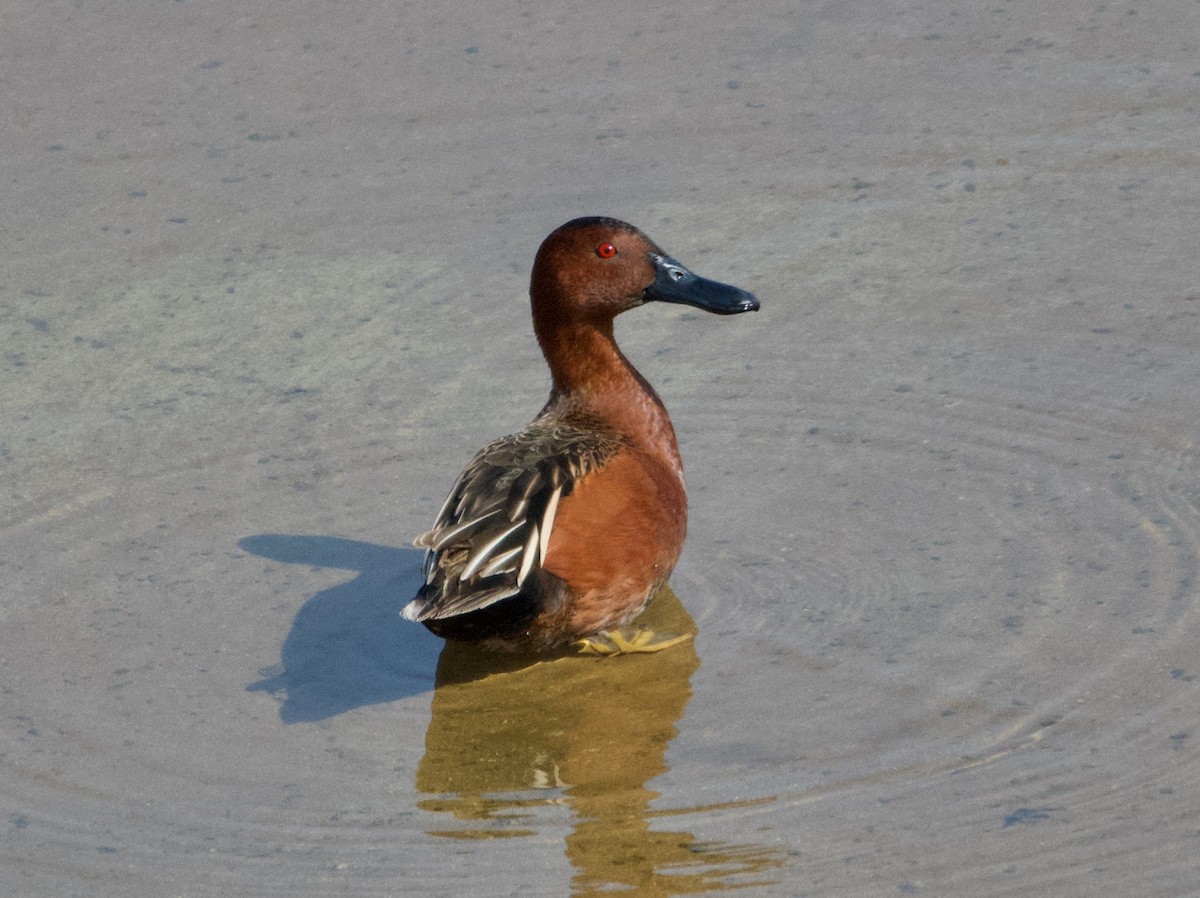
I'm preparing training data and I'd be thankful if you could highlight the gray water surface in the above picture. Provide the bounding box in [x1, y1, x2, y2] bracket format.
[4, 2, 1199, 895]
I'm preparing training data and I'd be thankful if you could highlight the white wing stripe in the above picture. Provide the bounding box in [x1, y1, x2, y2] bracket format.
[516, 523, 540, 587]
[430, 507, 502, 550]
[538, 486, 562, 563]
[458, 519, 524, 582]
[478, 545, 523, 579]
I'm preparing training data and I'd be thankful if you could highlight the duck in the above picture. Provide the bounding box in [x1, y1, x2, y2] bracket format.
[401, 217, 759, 653]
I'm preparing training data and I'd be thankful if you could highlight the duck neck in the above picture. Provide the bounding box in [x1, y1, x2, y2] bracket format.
[536, 316, 682, 474]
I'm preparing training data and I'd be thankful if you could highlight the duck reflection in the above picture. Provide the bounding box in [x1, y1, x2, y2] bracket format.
[415, 586, 784, 894]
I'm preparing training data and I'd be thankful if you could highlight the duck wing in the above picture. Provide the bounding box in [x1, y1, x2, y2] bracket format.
[402, 421, 625, 622]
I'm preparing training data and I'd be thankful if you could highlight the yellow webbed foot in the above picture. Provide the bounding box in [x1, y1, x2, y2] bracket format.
[575, 628, 693, 656]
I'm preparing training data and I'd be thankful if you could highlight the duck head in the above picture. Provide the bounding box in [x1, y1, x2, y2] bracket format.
[530, 217, 760, 327]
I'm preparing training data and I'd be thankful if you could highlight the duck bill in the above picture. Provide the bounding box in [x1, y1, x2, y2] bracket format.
[644, 253, 760, 315]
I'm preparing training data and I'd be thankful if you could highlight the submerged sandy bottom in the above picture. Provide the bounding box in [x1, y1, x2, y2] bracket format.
[3, 2, 1199, 895]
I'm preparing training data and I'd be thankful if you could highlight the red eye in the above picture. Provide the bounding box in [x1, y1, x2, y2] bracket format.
[596, 242, 617, 259]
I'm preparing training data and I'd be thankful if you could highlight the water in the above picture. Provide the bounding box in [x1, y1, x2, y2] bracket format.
[4, 1, 1200, 895]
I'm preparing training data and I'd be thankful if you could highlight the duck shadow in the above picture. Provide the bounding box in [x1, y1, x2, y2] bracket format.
[240, 534, 444, 723]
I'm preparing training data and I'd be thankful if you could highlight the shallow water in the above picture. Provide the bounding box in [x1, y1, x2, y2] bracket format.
[4, 1, 1200, 895]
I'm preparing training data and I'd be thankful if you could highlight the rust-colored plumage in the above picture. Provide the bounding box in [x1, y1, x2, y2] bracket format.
[402, 217, 758, 651]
